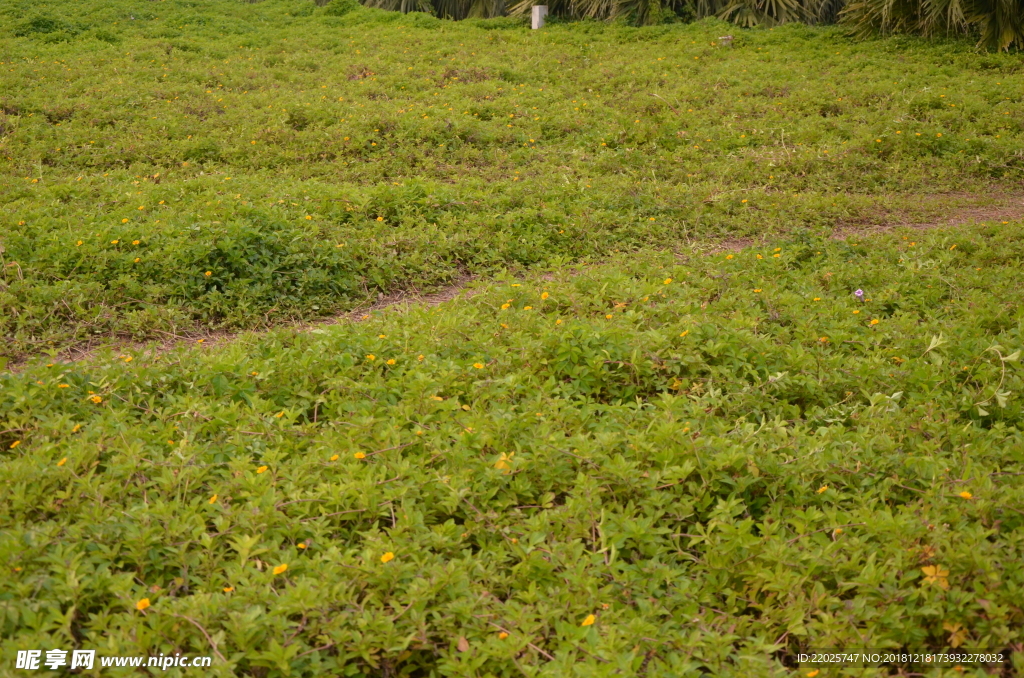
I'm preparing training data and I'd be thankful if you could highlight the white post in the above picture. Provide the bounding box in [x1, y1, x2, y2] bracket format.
[531, 5, 548, 29]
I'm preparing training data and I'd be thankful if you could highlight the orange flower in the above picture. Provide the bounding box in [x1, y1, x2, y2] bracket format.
[136, 598, 151, 611]
[581, 614, 596, 626]
[380, 551, 395, 563]
[272, 563, 288, 575]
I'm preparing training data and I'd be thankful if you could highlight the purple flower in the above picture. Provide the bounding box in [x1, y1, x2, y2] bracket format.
[854, 289, 864, 299]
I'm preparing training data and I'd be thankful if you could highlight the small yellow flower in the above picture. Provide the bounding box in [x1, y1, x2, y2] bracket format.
[819, 337, 829, 343]
[134, 258, 140, 263]
[136, 598, 151, 611]
[663, 278, 672, 284]
[753, 289, 762, 293]
[853, 310, 860, 314]
[806, 671, 820, 678]
[272, 563, 288, 575]
[223, 586, 234, 592]
[523, 306, 533, 310]
[132, 240, 140, 245]
[501, 303, 510, 309]
[366, 354, 376, 361]
[555, 319, 562, 325]
[305, 215, 312, 220]
[813, 297, 821, 301]
[57, 457, 67, 466]
[205, 271, 212, 277]
[122, 218, 129, 223]
[76, 240, 83, 246]
[330, 454, 339, 461]
[208, 494, 218, 504]
[89, 395, 103, 404]
[870, 319, 880, 325]
[274, 411, 284, 418]
[921, 565, 950, 589]
[959, 491, 972, 499]
[473, 362, 485, 369]
[381, 551, 395, 563]
[817, 485, 828, 494]
[256, 465, 268, 474]
[757, 254, 763, 259]
[680, 330, 689, 337]
[494, 452, 514, 472]
[417, 355, 424, 361]
[378, 334, 386, 339]
[726, 254, 734, 259]
[386, 359, 396, 365]
[541, 292, 549, 300]
[354, 452, 366, 459]
[581, 614, 596, 627]
[111, 239, 119, 244]
[9, 440, 20, 449]
[297, 543, 306, 549]
[498, 631, 509, 639]
[376, 216, 384, 221]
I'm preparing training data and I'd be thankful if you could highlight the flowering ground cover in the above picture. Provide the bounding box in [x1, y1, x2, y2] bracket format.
[1, 0, 1022, 360]
[2, 0, 1024, 676]
[3, 222, 1024, 675]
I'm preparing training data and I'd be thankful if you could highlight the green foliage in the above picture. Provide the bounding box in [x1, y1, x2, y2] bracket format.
[2, 1, 1022, 360]
[2, 223, 1024, 675]
[323, 0, 362, 15]
[1, 2, 1023, 673]
[841, 0, 1024, 49]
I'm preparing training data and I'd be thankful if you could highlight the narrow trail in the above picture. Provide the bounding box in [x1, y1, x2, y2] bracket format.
[11, 194, 1024, 371]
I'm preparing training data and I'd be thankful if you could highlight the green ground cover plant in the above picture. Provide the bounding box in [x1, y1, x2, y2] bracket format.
[1, 0, 1023, 361]
[2, 2, 1024, 675]
[2, 222, 1024, 676]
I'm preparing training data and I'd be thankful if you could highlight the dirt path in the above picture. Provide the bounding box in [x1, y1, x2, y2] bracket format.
[11, 193, 1024, 371]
